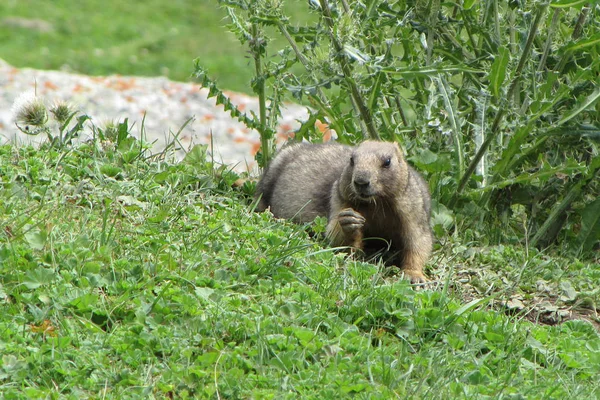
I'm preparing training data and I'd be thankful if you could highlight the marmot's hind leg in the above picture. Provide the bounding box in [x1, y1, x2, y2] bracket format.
[398, 225, 432, 284]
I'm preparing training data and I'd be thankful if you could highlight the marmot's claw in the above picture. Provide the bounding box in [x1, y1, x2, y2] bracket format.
[338, 208, 365, 223]
[402, 270, 429, 285]
[338, 208, 365, 234]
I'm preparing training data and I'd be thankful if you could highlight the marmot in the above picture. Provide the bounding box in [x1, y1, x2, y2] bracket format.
[255, 141, 432, 283]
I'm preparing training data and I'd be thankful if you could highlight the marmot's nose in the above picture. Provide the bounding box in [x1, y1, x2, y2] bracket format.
[353, 176, 370, 191]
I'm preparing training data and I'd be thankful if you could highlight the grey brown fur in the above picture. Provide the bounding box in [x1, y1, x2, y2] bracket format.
[255, 141, 433, 283]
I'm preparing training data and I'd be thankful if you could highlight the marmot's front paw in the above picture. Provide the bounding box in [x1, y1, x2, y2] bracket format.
[338, 208, 365, 235]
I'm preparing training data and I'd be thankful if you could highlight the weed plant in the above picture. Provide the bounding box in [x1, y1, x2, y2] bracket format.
[196, 0, 600, 256]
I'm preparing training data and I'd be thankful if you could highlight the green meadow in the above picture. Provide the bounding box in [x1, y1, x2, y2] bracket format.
[1, 0, 599, 398]
[0, 0, 311, 92]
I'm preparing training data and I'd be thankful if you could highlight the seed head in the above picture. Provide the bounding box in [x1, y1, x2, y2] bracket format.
[12, 92, 48, 127]
[101, 120, 119, 141]
[50, 100, 74, 124]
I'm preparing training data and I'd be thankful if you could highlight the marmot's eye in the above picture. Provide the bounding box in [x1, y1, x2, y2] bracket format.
[383, 158, 391, 168]
[350, 156, 355, 167]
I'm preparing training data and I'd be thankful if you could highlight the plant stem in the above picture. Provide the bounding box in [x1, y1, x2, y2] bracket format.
[538, 8, 560, 73]
[530, 151, 600, 248]
[438, 77, 464, 179]
[461, 10, 480, 59]
[529, 179, 582, 249]
[492, 0, 500, 46]
[251, 23, 270, 166]
[451, 3, 548, 207]
[572, 5, 590, 40]
[277, 22, 333, 111]
[318, 0, 379, 140]
[555, 6, 590, 73]
[340, 0, 350, 13]
[393, 95, 408, 127]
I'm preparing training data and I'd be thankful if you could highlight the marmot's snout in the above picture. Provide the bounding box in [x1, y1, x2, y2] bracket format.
[353, 171, 374, 198]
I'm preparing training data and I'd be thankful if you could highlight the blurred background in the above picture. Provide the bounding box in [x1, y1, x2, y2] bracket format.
[0, 0, 312, 93]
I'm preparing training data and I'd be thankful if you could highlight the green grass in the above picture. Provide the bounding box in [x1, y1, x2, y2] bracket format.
[1, 1, 599, 397]
[1, 127, 598, 398]
[0, 0, 313, 93]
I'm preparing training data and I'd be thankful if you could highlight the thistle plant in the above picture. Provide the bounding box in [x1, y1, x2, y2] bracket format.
[197, 0, 600, 254]
[12, 92, 88, 149]
[12, 92, 49, 136]
[49, 100, 73, 124]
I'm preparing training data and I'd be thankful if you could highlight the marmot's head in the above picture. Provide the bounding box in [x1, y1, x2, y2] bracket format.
[340, 141, 407, 203]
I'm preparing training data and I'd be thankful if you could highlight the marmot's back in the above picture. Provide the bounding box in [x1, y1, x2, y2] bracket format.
[255, 143, 352, 222]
